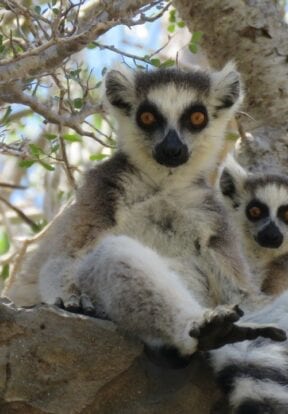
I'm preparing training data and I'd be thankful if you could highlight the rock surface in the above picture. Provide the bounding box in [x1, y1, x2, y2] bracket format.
[0, 299, 220, 414]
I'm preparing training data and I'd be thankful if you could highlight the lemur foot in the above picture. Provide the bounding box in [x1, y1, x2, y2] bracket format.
[54, 294, 100, 317]
[54, 294, 95, 316]
[189, 304, 287, 351]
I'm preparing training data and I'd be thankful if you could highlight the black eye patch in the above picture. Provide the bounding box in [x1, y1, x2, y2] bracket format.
[179, 103, 208, 133]
[277, 205, 288, 224]
[136, 101, 166, 131]
[246, 200, 269, 222]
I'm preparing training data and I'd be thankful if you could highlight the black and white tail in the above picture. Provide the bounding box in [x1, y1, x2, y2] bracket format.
[210, 292, 288, 413]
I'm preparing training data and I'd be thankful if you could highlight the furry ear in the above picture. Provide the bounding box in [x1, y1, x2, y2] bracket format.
[218, 155, 247, 208]
[105, 66, 135, 115]
[212, 62, 243, 110]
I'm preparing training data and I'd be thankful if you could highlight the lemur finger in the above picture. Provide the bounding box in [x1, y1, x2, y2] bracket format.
[64, 294, 81, 312]
[232, 304, 244, 318]
[80, 294, 95, 316]
[251, 326, 287, 342]
[54, 297, 64, 309]
[203, 304, 243, 327]
[219, 325, 287, 346]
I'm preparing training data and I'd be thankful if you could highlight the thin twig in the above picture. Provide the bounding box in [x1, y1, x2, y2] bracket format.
[58, 87, 77, 190]
[0, 182, 27, 189]
[0, 195, 39, 230]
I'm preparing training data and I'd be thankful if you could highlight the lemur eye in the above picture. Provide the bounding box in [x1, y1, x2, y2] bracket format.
[277, 205, 288, 224]
[283, 211, 288, 223]
[248, 206, 262, 219]
[246, 200, 269, 222]
[139, 112, 156, 126]
[190, 111, 206, 127]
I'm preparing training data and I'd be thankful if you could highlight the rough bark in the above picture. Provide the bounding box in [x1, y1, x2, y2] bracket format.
[0, 299, 220, 414]
[174, 0, 288, 173]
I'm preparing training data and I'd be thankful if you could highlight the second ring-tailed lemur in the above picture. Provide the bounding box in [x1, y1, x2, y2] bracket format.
[210, 156, 288, 413]
[2, 64, 287, 412]
[218, 155, 288, 296]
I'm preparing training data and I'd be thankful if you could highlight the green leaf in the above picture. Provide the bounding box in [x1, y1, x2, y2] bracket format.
[89, 153, 107, 161]
[35, 5, 41, 14]
[29, 143, 44, 158]
[50, 144, 60, 153]
[73, 98, 83, 109]
[93, 114, 102, 130]
[19, 160, 35, 169]
[169, 9, 176, 23]
[167, 24, 175, 33]
[52, 7, 59, 14]
[62, 133, 82, 142]
[39, 160, 55, 171]
[69, 69, 81, 78]
[2, 105, 12, 124]
[87, 42, 98, 49]
[0, 35, 3, 46]
[0, 231, 9, 255]
[177, 21, 186, 28]
[160, 59, 175, 68]
[45, 133, 57, 140]
[0, 264, 9, 280]
[191, 31, 203, 44]
[52, 0, 57, 5]
[0, 45, 6, 54]
[150, 58, 161, 67]
[189, 42, 198, 54]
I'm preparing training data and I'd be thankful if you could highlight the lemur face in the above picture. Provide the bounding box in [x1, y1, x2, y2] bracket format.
[134, 76, 210, 168]
[220, 158, 288, 252]
[244, 185, 288, 249]
[104, 64, 243, 170]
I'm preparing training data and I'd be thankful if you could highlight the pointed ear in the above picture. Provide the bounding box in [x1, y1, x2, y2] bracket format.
[212, 62, 243, 110]
[105, 66, 135, 115]
[218, 155, 247, 207]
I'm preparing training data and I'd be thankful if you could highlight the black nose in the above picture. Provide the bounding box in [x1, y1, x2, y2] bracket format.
[256, 222, 283, 249]
[154, 129, 188, 167]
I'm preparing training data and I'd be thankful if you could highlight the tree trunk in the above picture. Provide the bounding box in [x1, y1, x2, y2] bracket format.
[0, 299, 220, 414]
[174, 0, 288, 173]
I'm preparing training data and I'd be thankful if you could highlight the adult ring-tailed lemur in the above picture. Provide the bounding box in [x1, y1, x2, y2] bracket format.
[3, 64, 288, 413]
[219, 154, 288, 296]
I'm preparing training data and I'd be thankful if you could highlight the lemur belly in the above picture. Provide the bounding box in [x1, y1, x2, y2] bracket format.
[108, 189, 214, 306]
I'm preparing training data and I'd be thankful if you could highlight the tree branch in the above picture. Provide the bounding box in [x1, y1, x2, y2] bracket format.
[0, 1, 162, 86]
[1, 85, 112, 147]
[174, 0, 288, 131]
[0, 195, 39, 231]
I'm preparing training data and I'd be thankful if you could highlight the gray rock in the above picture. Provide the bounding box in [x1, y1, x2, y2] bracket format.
[0, 299, 220, 414]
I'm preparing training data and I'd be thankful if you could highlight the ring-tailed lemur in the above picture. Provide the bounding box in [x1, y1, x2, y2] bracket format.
[218, 155, 288, 296]
[2, 64, 287, 412]
[209, 155, 288, 413]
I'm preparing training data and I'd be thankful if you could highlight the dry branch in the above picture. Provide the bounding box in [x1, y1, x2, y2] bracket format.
[0, 1, 161, 85]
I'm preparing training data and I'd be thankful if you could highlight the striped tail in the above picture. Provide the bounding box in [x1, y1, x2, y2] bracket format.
[210, 338, 288, 413]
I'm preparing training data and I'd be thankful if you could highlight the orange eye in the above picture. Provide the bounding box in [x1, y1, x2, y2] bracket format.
[283, 210, 288, 223]
[248, 206, 262, 219]
[140, 111, 156, 126]
[190, 111, 206, 126]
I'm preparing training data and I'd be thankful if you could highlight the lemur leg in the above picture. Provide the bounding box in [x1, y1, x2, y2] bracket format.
[76, 235, 204, 357]
[210, 291, 288, 413]
[39, 235, 285, 360]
